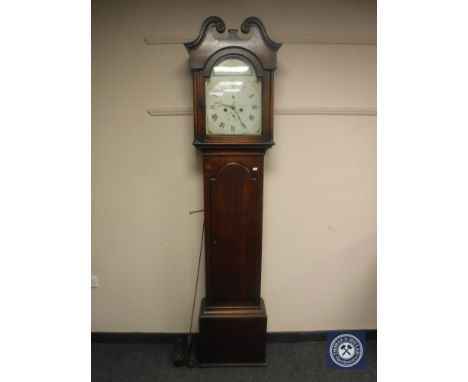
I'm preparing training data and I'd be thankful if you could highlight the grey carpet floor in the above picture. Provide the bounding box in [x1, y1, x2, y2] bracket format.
[92, 340, 376, 382]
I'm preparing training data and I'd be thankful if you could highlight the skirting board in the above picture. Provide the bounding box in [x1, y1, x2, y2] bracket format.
[91, 330, 377, 344]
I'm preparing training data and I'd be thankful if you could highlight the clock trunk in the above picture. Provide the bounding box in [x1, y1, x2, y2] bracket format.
[199, 152, 267, 365]
[204, 154, 264, 306]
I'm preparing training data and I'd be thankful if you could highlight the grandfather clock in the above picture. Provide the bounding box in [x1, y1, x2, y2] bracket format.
[185, 16, 281, 366]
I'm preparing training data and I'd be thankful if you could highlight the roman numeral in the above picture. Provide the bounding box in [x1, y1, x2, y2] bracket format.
[208, 104, 216, 109]
[211, 114, 218, 121]
[251, 105, 258, 109]
[248, 114, 255, 121]
[241, 122, 247, 129]
[231, 125, 235, 132]
[249, 94, 255, 98]
[220, 122, 225, 129]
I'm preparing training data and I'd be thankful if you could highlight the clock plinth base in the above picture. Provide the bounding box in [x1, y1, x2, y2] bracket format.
[198, 298, 267, 366]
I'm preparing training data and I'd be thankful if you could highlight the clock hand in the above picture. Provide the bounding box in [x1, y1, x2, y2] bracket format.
[215, 100, 235, 109]
[229, 110, 239, 122]
[230, 94, 247, 128]
[232, 106, 246, 128]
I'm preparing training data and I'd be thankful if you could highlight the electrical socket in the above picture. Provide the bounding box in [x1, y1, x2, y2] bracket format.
[91, 275, 99, 288]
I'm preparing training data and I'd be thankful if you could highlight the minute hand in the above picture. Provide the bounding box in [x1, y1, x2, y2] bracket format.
[231, 95, 246, 128]
[232, 107, 246, 129]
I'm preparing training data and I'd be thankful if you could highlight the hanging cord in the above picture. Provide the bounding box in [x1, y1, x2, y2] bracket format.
[187, 219, 205, 353]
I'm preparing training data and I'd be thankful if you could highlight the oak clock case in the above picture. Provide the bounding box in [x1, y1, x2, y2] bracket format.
[185, 16, 281, 366]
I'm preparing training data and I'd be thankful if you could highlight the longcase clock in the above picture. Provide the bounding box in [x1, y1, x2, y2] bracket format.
[184, 16, 281, 366]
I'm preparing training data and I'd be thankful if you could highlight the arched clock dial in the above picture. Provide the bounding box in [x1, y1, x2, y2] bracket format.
[205, 58, 261, 135]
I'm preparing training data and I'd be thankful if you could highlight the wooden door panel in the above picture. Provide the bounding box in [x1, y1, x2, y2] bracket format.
[208, 162, 260, 305]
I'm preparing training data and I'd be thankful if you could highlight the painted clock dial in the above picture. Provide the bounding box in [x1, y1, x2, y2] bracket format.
[205, 57, 261, 135]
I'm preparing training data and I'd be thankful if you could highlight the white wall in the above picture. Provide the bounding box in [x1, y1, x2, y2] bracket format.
[92, 0, 376, 332]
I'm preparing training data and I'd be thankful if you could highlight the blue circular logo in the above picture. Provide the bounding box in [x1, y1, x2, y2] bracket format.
[329, 334, 363, 368]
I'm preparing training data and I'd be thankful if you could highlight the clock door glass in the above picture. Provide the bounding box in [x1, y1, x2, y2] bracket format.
[205, 57, 261, 135]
